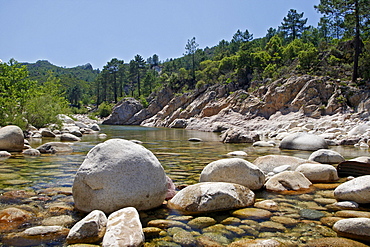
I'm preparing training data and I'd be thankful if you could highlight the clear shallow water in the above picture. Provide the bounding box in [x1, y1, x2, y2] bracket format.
[1, 125, 370, 246]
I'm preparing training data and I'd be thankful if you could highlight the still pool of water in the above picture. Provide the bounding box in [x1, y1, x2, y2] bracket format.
[0, 125, 370, 246]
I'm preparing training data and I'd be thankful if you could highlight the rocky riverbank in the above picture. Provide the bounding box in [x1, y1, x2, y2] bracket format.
[103, 75, 370, 147]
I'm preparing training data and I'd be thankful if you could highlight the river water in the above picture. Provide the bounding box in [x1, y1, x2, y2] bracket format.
[0, 125, 369, 246]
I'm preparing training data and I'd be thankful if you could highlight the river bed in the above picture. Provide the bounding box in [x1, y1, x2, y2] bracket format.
[0, 125, 369, 246]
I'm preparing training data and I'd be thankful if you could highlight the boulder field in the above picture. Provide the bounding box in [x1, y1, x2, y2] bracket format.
[65, 137, 370, 246]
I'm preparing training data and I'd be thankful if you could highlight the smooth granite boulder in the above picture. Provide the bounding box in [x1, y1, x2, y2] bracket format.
[279, 132, 328, 151]
[168, 182, 255, 214]
[0, 125, 24, 151]
[73, 139, 167, 213]
[334, 175, 370, 204]
[200, 158, 265, 190]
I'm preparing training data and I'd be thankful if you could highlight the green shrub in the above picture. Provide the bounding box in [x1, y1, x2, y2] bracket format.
[97, 102, 113, 118]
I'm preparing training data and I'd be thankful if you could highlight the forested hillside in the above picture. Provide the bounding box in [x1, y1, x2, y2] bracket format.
[1, 0, 369, 129]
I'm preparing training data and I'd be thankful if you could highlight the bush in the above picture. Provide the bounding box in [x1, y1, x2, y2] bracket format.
[97, 102, 113, 118]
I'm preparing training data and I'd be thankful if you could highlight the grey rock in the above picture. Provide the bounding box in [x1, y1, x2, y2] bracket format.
[308, 149, 345, 164]
[67, 210, 107, 244]
[61, 133, 81, 141]
[334, 175, 370, 204]
[36, 142, 73, 154]
[0, 125, 24, 151]
[200, 158, 265, 190]
[103, 98, 143, 125]
[280, 132, 328, 151]
[73, 139, 167, 213]
[333, 217, 370, 242]
[168, 182, 255, 214]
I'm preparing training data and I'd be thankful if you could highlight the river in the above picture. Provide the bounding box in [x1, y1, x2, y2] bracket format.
[0, 125, 369, 246]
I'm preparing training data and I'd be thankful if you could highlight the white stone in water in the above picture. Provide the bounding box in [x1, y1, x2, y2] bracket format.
[67, 210, 107, 244]
[227, 151, 248, 156]
[334, 201, 359, 209]
[334, 175, 370, 204]
[272, 165, 291, 174]
[200, 158, 265, 190]
[102, 207, 144, 247]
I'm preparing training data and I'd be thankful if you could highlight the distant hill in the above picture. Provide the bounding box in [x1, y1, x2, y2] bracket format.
[23, 60, 99, 83]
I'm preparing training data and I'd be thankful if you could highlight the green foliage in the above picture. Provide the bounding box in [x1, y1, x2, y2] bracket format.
[97, 102, 113, 118]
[0, 60, 70, 129]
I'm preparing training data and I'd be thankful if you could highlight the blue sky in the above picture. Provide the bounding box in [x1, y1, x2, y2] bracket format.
[0, 0, 321, 69]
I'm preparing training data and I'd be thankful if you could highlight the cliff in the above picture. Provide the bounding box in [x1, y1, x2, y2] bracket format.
[103, 75, 370, 142]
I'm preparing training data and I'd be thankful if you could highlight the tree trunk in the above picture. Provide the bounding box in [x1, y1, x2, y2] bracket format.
[352, 0, 360, 83]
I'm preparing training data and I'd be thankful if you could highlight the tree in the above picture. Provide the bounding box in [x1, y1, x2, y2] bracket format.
[105, 58, 124, 103]
[280, 9, 308, 41]
[230, 29, 253, 53]
[315, 0, 370, 82]
[134, 54, 146, 97]
[184, 37, 199, 82]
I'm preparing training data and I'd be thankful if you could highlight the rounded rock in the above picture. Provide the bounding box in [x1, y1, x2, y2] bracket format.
[168, 182, 255, 214]
[279, 132, 328, 151]
[200, 158, 265, 190]
[308, 149, 345, 164]
[0, 125, 24, 151]
[296, 163, 339, 182]
[334, 175, 370, 204]
[72, 139, 167, 213]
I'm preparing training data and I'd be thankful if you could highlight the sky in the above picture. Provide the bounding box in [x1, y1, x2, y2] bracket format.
[0, 0, 321, 70]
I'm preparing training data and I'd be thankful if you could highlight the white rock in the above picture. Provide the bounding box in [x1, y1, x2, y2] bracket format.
[227, 151, 248, 156]
[168, 182, 255, 213]
[333, 218, 370, 241]
[67, 210, 107, 244]
[308, 149, 345, 164]
[265, 171, 312, 192]
[60, 133, 81, 142]
[252, 141, 274, 147]
[73, 139, 167, 213]
[279, 132, 328, 151]
[0, 151, 11, 157]
[333, 201, 359, 209]
[102, 207, 144, 247]
[253, 155, 316, 174]
[200, 158, 265, 190]
[272, 165, 291, 174]
[296, 163, 339, 182]
[334, 175, 370, 204]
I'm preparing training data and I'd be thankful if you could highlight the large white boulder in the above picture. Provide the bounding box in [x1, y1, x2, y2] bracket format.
[102, 207, 144, 247]
[296, 163, 339, 182]
[0, 125, 24, 151]
[279, 132, 328, 151]
[334, 175, 370, 204]
[168, 182, 255, 214]
[200, 158, 265, 190]
[308, 149, 345, 164]
[72, 139, 167, 214]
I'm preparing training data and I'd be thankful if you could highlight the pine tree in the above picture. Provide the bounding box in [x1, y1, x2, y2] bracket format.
[280, 9, 308, 41]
